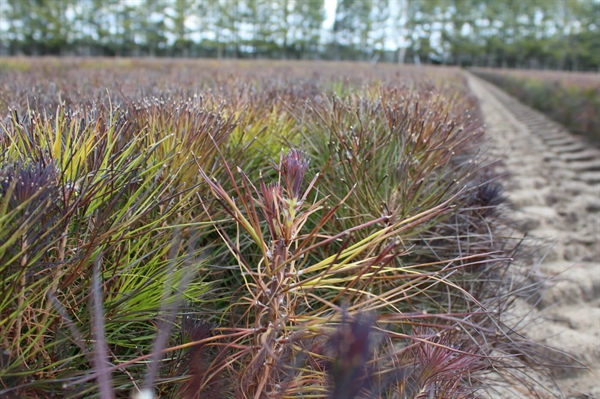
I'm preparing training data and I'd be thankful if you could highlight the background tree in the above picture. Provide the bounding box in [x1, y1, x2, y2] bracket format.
[0, 0, 597, 71]
[287, 0, 326, 59]
[332, 0, 374, 60]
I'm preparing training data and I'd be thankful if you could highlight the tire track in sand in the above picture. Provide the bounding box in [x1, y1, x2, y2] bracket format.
[467, 73, 599, 399]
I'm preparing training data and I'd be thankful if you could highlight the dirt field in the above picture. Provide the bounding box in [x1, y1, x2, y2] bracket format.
[467, 73, 600, 398]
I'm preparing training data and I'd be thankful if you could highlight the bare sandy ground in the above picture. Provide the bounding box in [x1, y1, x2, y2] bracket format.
[467, 74, 600, 398]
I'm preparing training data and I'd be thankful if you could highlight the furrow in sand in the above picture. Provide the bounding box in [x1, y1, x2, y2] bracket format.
[466, 72, 600, 399]
[560, 150, 600, 162]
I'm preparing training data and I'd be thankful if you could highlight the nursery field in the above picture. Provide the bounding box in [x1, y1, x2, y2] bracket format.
[0, 58, 584, 398]
[470, 67, 600, 145]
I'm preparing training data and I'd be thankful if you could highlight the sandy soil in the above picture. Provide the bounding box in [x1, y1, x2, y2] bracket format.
[467, 73, 600, 398]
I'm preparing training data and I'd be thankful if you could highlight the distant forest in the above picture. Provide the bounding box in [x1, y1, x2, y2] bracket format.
[1, 0, 598, 70]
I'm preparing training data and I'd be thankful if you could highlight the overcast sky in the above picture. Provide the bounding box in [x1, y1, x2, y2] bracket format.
[324, 0, 337, 29]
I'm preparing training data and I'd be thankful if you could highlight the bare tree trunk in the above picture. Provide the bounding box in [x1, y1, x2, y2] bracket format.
[396, 0, 409, 64]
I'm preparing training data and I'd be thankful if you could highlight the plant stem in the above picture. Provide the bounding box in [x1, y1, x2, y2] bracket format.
[15, 235, 29, 356]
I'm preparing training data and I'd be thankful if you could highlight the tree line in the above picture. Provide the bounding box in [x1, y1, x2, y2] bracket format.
[1, 0, 598, 70]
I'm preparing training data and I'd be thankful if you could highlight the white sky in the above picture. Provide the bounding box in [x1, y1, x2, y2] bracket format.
[324, 0, 337, 29]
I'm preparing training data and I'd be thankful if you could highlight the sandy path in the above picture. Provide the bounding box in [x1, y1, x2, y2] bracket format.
[466, 73, 600, 398]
